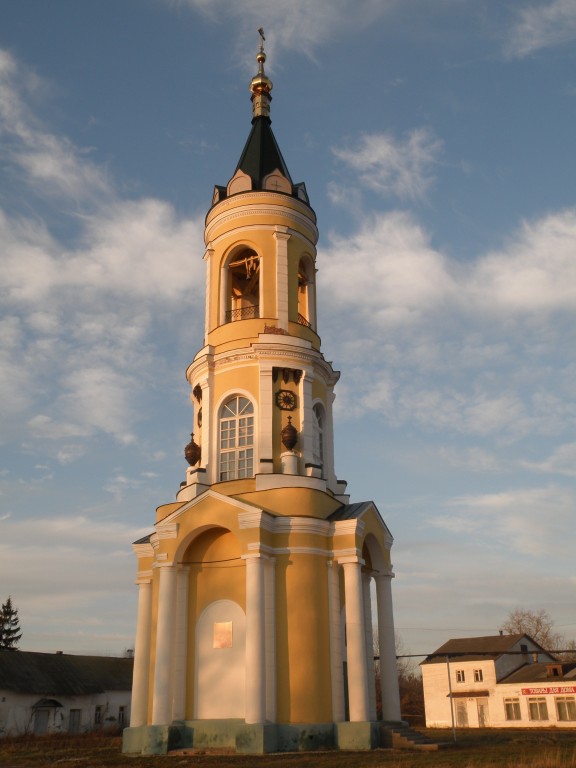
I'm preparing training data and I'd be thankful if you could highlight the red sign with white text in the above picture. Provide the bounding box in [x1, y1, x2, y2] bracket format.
[521, 686, 576, 695]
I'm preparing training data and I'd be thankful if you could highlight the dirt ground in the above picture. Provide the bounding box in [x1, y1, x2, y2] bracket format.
[1, 729, 576, 768]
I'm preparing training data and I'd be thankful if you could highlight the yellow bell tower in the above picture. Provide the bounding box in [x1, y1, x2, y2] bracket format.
[123, 31, 402, 755]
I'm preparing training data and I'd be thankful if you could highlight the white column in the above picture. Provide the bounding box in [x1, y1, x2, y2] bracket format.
[274, 229, 290, 330]
[265, 557, 277, 723]
[151, 564, 177, 725]
[245, 554, 266, 724]
[375, 572, 402, 721]
[324, 389, 337, 490]
[130, 579, 153, 727]
[172, 566, 190, 721]
[327, 561, 345, 722]
[341, 558, 370, 721]
[363, 574, 377, 721]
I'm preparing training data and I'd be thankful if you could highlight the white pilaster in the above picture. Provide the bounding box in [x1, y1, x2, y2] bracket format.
[204, 247, 213, 337]
[265, 557, 277, 723]
[375, 572, 402, 721]
[259, 365, 274, 474]
[172, 566, 190, 721]
[324, 389, 337, 491]
[363, 574, 377, 721]
[274, 229, 290, 330]
[300, 371, 314, 473]
[244, 554, 266, 724]
[341, 558, 370, 722]
[151, 564, 177, 725]
[129, 579, 153, 727]
[327, 561, 345, 721]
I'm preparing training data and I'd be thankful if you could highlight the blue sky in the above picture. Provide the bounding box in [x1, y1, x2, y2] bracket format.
[1, 0, 575, 657]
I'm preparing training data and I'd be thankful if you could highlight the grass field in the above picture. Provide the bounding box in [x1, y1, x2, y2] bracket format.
[1, 729, 576, 768]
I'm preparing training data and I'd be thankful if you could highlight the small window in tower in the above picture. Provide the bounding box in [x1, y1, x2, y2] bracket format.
[474, 669, 483, 683]
[226, 250, 260, 322]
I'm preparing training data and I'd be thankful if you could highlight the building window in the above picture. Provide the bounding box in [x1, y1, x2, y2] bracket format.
[456, 669, 465, 683]
[219, 396, 254, 481]
[94, 705, 103, 726]
[528, 697, 549, 721]
[226, 250, 260, 322]
[312, 403, 324, 468]
[556, 697, 576, 721]
[118, 706, 126, 727]
[504, 698, 521, 721]
[473, 669, 483, 683]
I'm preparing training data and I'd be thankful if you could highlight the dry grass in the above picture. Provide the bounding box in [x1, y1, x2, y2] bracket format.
[0, 730, 575, 768]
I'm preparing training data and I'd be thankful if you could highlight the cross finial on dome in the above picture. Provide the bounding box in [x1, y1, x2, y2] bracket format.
[250, 28, 273, 120]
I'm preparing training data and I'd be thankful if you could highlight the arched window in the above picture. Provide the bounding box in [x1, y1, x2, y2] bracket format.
[312, 403, 324, 468]
[297, 256, 314, 328]
[219, 396, 254, 480]
[226, 249, 260, 322]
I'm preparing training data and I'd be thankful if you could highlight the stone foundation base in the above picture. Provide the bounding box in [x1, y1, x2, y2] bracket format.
[123, 720, 405, 755]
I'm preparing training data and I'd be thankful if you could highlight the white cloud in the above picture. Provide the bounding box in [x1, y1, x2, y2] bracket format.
[320, 208, 576, 438]
[0, 50, 109, 201]
[332, 129, 443, 201]
[507, 0, 576, 57]
[432, 485, 576, 557]
[523, 443, 576, 477]
[177, 0, 402, 64]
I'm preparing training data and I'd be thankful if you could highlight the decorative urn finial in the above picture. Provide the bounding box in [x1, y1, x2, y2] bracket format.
[184, 433, 201, 466]
[281, 416, 298, 451]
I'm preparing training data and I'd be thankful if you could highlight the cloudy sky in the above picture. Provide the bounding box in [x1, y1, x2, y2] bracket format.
[1, 0, 575, 658]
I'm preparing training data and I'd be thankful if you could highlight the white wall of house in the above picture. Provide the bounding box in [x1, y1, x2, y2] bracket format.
[0, 690, 131, 737]
[422, 638, 575, 729]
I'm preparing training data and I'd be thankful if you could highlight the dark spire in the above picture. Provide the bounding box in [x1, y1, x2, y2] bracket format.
[235, 29, 293, 189]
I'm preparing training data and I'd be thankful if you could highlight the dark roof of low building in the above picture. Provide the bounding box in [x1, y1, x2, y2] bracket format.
[421, 634, 547, 665]
[0, 650, 133, 695]
[501, 662, 576, 685]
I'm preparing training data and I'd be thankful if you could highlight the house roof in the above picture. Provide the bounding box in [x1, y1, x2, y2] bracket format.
[500, 662, 576, 685]
[421, 634, 549, 665]
[0, 650, 133, 695]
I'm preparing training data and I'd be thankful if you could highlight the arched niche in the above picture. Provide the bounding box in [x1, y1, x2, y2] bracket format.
[297, 254, 316, 329]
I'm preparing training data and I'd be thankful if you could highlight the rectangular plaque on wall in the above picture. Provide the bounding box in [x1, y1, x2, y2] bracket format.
[213, 621, 233, 649]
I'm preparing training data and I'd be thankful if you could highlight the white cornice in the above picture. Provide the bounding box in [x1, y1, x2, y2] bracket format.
[155, 522, 179, 539]
[273, 517, 332, 536]
[238, 509, 276, 532]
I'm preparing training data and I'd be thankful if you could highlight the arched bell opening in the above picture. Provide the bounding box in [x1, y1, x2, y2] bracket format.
[297, 254, 316, 329]
[223, 247, 261, 323]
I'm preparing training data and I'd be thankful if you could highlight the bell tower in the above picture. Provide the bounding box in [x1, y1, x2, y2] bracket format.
[123, 31, 402, 756]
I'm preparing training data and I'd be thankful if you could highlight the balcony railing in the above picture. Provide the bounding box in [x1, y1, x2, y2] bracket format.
[225, 305, 260, 323]
[297, 313, 312, 328]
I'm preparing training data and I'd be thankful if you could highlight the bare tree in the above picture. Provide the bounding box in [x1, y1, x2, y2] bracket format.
[500, 607, 564, 653]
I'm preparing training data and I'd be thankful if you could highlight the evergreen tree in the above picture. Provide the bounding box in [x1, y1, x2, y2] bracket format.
[0, 596, 22, 650]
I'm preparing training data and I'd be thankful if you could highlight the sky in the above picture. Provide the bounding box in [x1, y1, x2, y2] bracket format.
[1, 0, 575, 659]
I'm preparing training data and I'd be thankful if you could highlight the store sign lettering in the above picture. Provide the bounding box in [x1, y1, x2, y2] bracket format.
[521, 686, 576, 695]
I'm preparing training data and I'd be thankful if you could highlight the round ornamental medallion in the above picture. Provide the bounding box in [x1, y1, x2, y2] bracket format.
[275, 389, 297, 411]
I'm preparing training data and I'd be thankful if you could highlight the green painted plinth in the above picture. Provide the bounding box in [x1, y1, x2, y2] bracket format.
[123, 720, 390, 754]
[335, 721, 383, 750]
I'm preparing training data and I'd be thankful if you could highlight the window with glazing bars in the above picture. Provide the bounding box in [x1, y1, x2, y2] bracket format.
[219, 396, 254, 480]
